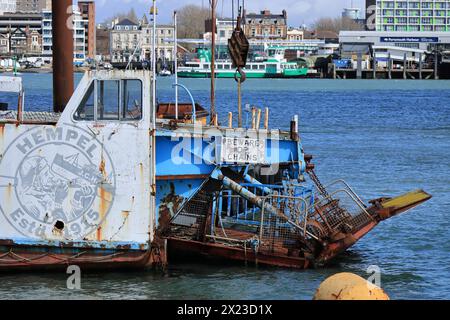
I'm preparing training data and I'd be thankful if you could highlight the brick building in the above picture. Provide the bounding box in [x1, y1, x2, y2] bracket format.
[78, 0, 95, 59]
[243, 9, 288, 40]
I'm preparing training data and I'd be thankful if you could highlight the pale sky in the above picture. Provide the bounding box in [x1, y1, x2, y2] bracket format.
[93, 0, 366, 27]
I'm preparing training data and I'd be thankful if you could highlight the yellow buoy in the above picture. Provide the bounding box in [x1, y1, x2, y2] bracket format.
[313, 272, 390, 300]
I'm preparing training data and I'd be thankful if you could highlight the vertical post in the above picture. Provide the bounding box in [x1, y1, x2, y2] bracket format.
[373, 51, 376, 79]
[356, 51, 362, 79]
[251, 107, 256, 130]
[52, 0, 74, 113]
[228, 112, 233, 128]
[403, 53, 407, 80]
[264, 107, 269, 130]
[290, 115, 299, 141]
[210, 0, 216, 123]
[174, 10, 178, 120]
[237, 78, 242, 127]
[152, 0, 157, 124]
[388, 52, 392, 79]
[435, 49, 439, 80]
[256, 108, 262, 130]
[419, 53, 423, 80]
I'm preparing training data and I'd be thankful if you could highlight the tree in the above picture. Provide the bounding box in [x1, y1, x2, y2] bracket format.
[103, 8, 139, 25]
[177, 5, 211, 39]
[312, 17, 365, 33]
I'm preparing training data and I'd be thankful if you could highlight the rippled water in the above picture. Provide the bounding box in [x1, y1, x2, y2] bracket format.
[0, 74, 449, 300]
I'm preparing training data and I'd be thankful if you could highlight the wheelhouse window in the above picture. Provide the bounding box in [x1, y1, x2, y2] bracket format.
[97, 80, 120, 120]
[74, 79, 143, 121]
[74, 81, 95, 120]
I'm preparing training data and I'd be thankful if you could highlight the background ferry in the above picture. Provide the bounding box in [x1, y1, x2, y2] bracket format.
[178, 47, 316, 78]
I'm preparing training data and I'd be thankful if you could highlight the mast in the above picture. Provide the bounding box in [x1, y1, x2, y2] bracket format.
[174, 11, 178, 120]
[210, 0, 216, 123]
[52, 0, 74, 113]
[151, 0, 157, 124]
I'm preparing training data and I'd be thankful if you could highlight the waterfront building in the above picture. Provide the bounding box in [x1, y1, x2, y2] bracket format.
[96, 25, 111, 61]
[343, 7, 362, 20]
[78, 0, 95, 59]
[110, 18, 141, 63]
[0, 33, 9, 54]
[16, 0, 50, 13]
[340, 30, 450, 50]
[110, 16, 175, 64]
[73, 9, 87, 64]
[366, 0, 450, 32]
[287, 28, 304, 41]
[39, 7, 92, 63]
[304, 30, 339, 43]
[141, 22, 175, 62]
[41, 9, 51, 55]
[0, 0, 16, 15]
[205, 17, 234, 43]
[0, 12, 42, 34]
[243, 9, 288, 40]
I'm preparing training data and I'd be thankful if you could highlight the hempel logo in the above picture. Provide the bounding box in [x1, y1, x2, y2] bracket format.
[0, 125, 116, 240]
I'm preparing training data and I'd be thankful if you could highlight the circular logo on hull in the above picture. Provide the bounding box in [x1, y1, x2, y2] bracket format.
[0, 125, 116, 240]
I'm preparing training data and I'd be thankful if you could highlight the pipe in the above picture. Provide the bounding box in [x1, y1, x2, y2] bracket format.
[172, 83, 196, 123]
[243, 174, 272, 195]
[218, 174, 278, 217]
[52, 0, 74, 113]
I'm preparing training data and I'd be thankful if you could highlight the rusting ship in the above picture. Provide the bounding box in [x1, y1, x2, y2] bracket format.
[0, 1, 431, 271]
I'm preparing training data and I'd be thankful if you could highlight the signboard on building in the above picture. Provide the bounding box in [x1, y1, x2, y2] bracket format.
[380, 37, 439, 43]
[218, 137, 266, 164]
[366, 0, 376, 31]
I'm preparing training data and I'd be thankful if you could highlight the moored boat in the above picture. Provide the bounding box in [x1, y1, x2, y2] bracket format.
[0, 1, 432, 272]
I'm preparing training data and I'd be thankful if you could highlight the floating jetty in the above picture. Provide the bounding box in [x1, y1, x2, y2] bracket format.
[0, 1, 432, 271]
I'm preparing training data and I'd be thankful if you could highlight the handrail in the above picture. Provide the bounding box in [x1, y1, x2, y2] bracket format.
[172, 83, 196, 123]
[316, 179, 367, 208]
[308, 188, 374, 222]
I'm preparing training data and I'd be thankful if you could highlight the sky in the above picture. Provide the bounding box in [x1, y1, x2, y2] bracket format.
[93, 0, 366, 27]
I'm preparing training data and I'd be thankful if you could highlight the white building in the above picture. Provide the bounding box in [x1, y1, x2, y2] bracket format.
[110, 17, 175, 63]
[342, 8, 361, 20]
[287, 28, 304, 41]
[110, 18, 141, 63]
[41, 9, 52, 55]
[141, 23, 174, 62]
[40, 7, 88, 64]
[0, 0, 16, 15]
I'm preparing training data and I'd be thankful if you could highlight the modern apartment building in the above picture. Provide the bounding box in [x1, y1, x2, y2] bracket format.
[368, 0, 450, 31]
[0, 0, 16, 15]
[40, 7, 89, 63]
[41, 9, 52, 55]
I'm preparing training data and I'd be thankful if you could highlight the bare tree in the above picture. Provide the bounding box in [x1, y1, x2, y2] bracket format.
[103, 8, 140, 25]
[177, 5, 211, 39]
[312, 17, 365, 33]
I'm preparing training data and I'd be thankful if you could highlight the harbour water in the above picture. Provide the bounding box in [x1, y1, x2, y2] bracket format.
[1, 74, 449, 300]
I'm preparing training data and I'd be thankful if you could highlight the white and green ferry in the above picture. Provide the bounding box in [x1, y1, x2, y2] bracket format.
[178, 48, 315, 79]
